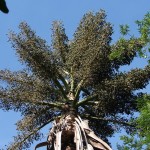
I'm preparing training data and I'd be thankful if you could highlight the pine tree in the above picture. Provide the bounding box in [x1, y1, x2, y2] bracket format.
[0, 10, 150, 150]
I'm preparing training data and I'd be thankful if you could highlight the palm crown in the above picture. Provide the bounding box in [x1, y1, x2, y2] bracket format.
[0, 10, 150, 149]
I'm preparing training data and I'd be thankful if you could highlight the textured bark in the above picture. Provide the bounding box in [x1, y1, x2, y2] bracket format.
[35, 114, 112, 150]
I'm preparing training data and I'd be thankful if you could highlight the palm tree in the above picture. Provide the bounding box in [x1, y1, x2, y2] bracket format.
[0, 10, 150, 150]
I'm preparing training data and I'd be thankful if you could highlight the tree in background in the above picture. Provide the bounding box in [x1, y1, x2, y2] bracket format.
[0, 10, 150, 150]
[117, 12, 150, 150]
[0, 0, 9, 13]
[117, 95, 150, 150]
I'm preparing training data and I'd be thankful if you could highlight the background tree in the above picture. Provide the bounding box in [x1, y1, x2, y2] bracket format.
[0, 10, 150, 149]
[117, 95, 150, 150]
[117, 12, 150, 150]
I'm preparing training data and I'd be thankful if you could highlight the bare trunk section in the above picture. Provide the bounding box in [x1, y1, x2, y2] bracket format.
[35, 113, 112, 150]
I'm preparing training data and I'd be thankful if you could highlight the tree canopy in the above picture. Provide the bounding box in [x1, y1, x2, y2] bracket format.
[0, 10, 150, 149]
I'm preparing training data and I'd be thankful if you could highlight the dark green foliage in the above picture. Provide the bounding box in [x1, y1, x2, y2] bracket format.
[120, 24, 130, 36]
[117, 135, 145, 150]
[0, 0, 9, 13]
[136, 13, 150, 43]
[117, 95, 150, 150]
[136, 12, 150, 60]
[110, 38, 144, 69]
[0, 10, 150, 149]
[137, 96, 150, 146]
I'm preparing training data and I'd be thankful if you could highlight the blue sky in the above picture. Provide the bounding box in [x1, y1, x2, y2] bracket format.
[0, 0, 150, 149]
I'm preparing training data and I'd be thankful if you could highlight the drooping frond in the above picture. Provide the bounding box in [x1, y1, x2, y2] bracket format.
[9, 22, 58, 81]
[92, 66, 150, 115]
[0, 69, 63, 112]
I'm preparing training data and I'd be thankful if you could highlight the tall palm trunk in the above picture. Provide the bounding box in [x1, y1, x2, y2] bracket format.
[35, 110, 112, 150]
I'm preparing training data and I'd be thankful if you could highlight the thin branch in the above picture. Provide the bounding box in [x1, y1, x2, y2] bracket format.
[58, 73, 69, 92]
[70, 67, 74, 92]
[75, 94, 98, 107]
[34, 101, 64, 109]
[75, 80, 84, 99]
[12, 118, 53, 149]
[81, 87, 90, 95]
[0, 89, 64, 110]
[86, 101, 99, 105]
[73, 79, 84, 106]
[62, 69, 70, 75]
[83, 114, 135, 127]
[53, 78, 68, 100]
